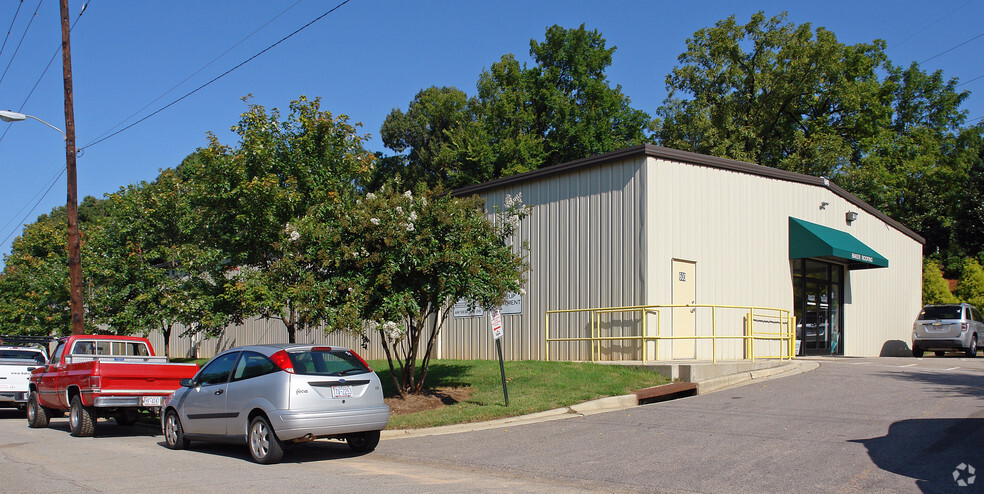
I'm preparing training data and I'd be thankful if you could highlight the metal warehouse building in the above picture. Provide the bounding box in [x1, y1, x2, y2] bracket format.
[151, 145, 923, 361]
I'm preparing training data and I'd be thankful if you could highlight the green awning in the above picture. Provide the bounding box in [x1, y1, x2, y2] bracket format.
[789, 217, 888, 269]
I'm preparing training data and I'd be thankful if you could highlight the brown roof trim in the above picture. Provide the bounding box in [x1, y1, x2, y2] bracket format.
[452, 144, 925, 244]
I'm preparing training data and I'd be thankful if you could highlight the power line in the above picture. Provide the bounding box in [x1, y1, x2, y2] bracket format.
[0, 0, 27, 60]
[87, 0, 304, 145]
[0, 167, 64, 249]
[0, 0, 42, 89]
[919, 31, 984, 64]
[957, 73, 984, 87]
[889, 0, 975, 49]
[81, 0, 353, 151]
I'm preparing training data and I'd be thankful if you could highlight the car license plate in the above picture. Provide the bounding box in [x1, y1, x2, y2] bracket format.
[141, 396, 162, 407]
[331, 386, 353, 398]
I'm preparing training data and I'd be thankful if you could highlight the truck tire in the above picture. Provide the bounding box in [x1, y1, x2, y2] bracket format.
[248, 415, 284, 464]
[26, 391, 49, 428]
[163, 410, 190, 450]
[69, 395, 95, 437]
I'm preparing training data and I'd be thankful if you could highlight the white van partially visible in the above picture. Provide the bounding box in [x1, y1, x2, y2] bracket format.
[0, 346, 47, 410]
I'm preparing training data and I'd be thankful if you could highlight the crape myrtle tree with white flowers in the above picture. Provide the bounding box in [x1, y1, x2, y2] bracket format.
[306, 184, 530, 396]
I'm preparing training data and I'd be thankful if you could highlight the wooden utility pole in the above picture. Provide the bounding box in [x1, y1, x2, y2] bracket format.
[60, 0, 83, 335]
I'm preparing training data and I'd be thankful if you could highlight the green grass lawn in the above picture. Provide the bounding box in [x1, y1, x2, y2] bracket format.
[172, 357, 670, 430]
[369, 359, 670, 429]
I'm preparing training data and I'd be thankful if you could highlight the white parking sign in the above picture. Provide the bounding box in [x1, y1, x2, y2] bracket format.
[491, 310, 503, 340]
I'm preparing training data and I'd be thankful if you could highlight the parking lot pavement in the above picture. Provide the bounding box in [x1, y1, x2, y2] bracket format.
[1, 356, 981, 493]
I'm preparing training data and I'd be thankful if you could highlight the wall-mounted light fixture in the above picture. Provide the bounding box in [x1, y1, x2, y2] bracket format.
[846, 211, 858, 223]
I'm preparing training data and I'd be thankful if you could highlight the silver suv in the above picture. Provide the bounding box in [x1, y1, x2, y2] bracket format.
[912, 303, 982, 358]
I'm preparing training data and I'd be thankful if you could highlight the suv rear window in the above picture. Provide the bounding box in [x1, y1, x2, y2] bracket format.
[919, 306, 963, 320]
[287, 349, 369, 376]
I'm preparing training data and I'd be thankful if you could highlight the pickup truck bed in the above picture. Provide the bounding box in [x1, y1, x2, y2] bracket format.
[28, 335, 198, 436]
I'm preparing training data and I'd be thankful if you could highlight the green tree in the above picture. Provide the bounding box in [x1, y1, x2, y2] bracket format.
[0, 199, 104, 336]
[306, 184, 529, 396]
[656, 11, 890, 177]
[380, 25, 651, 189]
[955, 258, 984, 309]
[922, 258, 957, 305]
[180, 96, 375, 343]
[655, 12, 972, 257]
[87, 168, 233, 357]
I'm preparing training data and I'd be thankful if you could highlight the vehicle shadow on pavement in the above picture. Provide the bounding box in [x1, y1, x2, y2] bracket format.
[880, 370, 984, 400]
[154, 439, 372, 464]
[851, 417, 984, 493]
[39, 418, 161, 438]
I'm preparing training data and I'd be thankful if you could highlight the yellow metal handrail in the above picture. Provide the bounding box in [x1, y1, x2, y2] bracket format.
[545, 304, 795, 363]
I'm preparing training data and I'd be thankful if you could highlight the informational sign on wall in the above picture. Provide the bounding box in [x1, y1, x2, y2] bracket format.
[453, 299, 484, 318]
[499, 292, 523, 315]
[454, 292, 523, 317]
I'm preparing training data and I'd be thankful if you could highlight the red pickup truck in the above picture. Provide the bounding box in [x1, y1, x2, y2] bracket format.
[27, 334, 198, 437]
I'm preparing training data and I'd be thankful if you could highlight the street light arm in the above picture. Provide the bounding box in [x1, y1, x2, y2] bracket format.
[0, 110, 66, 139]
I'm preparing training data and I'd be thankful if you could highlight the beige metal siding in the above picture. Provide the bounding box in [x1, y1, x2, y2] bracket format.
[645, 157, 922, 358]
[442, 156, 648, 361]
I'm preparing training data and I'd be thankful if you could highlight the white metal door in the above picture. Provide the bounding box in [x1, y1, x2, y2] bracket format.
[672, 260, 697, 359]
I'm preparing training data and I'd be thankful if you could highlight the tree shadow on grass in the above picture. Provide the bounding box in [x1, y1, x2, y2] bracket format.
[374, 362, 471, 397]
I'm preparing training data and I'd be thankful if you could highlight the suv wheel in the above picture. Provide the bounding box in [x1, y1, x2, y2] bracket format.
[912, 347, 924, 358]
[966, 335, 978, 358]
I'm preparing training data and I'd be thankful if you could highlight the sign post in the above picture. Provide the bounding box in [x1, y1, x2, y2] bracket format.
[491, 310, 509, 406]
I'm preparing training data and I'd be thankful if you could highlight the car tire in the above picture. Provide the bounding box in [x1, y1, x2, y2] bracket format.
[912, 347, 924, 358]
[163, 409, 190, 450]
[934, 351, 946, 357]
[69, 395, 95, 437]
[248, 416, 284, 464]
[966, 335, 978, 358]
[346, 430, 381, 453]
[26, 391, 49, 428]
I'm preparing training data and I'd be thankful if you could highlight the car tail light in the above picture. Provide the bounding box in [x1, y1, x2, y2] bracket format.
[962, 322, 968, 331]
[270, 350, 294, 374]
[311, 346, 332, 352]
[348, 349, 372, 371]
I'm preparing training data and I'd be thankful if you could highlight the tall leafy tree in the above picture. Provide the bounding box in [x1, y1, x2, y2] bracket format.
[922, 259, 957, 305]
[304, 184, 530, 396]
[379, 24, 651, 190]
[180, 96, 375, 343]
[87, 168, 233, 357]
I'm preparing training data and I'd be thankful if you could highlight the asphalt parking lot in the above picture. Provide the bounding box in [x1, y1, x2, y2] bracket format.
[0, 356, 981, 493]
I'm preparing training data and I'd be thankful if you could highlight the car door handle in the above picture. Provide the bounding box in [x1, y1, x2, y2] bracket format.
[214, 389, 224, 396]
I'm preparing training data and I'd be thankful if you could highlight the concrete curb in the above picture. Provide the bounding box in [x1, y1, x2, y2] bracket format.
[695, 360, 820, 394]
[381, 360, 819, 440]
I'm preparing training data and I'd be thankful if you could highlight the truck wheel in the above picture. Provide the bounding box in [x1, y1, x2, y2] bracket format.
[69, 395, 95, 437]
[966, 336, 978, 358]
[346, 430, 380, 453]
[26, 391, 49, 428]
[163, 410, 190, 450]
[248, 416, 284, 464]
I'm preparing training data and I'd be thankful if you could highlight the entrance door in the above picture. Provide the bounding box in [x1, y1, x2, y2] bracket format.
[672, 260, 697, 359]
[793, 260, 843, 356]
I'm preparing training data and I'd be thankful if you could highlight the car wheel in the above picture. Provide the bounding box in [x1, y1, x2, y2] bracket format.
[966, 335, 978, 358]
[163, 409, 190, 450]
[26, 391, 49, 428]
[912, 347, 924, 358]
[934, 351, 946, 357]
[346, 430, 380, 453]
[248, 416, 284, 464]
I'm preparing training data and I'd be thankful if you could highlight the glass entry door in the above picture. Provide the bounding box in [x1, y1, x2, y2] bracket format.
[793, 260, 843, 356]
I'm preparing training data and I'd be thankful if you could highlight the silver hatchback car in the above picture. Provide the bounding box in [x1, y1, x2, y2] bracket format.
[162, 344, 389, 464]
[911, 303, 982, 358]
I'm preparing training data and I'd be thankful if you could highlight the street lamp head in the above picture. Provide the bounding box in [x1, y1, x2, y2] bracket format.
[0, 110, 27, 122]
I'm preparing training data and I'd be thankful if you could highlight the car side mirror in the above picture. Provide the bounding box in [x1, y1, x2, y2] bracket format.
[180, 378, 194, 387]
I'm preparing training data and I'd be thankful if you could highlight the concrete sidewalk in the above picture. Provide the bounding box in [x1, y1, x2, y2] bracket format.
[381, 359, 818, 439]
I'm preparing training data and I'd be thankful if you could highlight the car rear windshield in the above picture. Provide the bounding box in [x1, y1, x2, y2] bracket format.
[919, 306, 963, 320]
[0, 349, 45, 364]
[287, 349, 369, 376]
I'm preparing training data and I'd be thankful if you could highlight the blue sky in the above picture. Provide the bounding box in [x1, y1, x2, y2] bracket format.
[0, 0, 982, 266]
